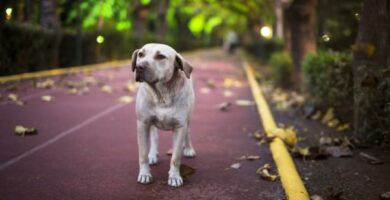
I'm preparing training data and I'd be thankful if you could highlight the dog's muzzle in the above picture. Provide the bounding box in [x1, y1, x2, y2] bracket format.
[135, 65, 146, 82]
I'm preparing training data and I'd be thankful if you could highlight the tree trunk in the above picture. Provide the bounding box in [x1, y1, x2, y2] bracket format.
[131, 0, 148, 45]
[285, 0, 317, 85]
[39, 0, 61, 68]
[353, 0, 389, 143]
[39, 0, 60, 29]
[156, 0, 169, 42]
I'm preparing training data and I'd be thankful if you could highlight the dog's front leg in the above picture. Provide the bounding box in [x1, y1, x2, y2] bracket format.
[137, 120, 153, 184]
[168, 126, 186, 187]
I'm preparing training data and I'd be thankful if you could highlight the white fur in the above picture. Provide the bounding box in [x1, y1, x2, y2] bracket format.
[133, 43, 196, 187]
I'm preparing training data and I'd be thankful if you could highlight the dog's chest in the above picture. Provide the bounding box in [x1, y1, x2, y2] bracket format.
[151, 107, 181, 130]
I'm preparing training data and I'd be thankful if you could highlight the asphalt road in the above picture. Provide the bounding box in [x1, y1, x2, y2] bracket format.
[0, 50, 284, 200]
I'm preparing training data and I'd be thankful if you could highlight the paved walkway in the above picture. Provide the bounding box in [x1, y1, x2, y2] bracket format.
[0, 49, 284, 200]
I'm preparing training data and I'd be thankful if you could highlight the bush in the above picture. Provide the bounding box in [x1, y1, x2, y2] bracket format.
[245, 38, 284, 63]
[0, 23, 62, 75]
[268, 51, 294, 87]
[302, 50, 353, 117]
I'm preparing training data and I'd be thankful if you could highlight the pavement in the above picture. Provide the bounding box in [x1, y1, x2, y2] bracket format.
[0, 49, 285, 200]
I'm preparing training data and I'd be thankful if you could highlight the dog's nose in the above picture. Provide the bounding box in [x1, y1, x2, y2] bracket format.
[136, 62, 148, 70]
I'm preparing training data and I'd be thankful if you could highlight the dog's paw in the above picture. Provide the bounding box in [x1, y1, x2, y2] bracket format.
[168, 174, 183, 187]
[183, 147, 196, 157]
[148, 153, 159, 165]
[137, 172, 153, 184]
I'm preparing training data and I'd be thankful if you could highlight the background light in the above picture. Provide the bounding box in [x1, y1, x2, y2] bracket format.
[96, 35, 104, 44]
[322, 34, 330, 42]
[260, 26, 272, 39]
[5, 7, 12, 20]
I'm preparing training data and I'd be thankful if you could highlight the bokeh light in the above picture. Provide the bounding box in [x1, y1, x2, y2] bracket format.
[96, 35, 105, 44]
[260, 26, 272, 39]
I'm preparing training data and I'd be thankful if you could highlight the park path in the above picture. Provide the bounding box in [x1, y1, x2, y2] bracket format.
[0, 49, 284, 200]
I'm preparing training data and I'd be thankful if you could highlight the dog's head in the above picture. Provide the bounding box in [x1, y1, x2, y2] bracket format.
[131, 43, 193, 83]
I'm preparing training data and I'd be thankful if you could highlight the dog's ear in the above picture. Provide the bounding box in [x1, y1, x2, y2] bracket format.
[175, 54, 193, 79]
[131, 49, 139, 72]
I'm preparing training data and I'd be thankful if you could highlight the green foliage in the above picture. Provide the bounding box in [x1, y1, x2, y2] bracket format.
[268, 51, 293, 87]
[302, 51, 353, 107]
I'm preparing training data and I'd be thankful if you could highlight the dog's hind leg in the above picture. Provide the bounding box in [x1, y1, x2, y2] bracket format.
[183, 128, 196, 157]
[148, 126, 159, 165]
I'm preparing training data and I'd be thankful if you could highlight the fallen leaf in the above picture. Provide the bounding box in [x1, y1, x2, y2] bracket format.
[14, 125, 38, 136]
[6, 85, 18, 92]
[35, 79, 55, 89]
[381, 191, 390, 200]
[235, 155, 261, 161]
[321, 107, 335, 124]
[180, 164, 196, 181]
[336, 123, 350, 132]
[311, 110, 322, 120]
[293, 146, 328, 160]
[118, 96, 134, 104]
[310, 194, 324, 200]
[200, 87, 210, 94]
[41, 95, 54, 102]
[219, 102, 231, 111]
[235, 99, 255, 106]
[319, 136, 333, 146]
[223, 90, 233, 97]
[324, 146, 353, 157]
[206, 79, 216, 88]
[256, 163, 278, 181]
[82, 76, 97, 86]
[8, 93, 24, 106]
[359, 152, 384, 165]
[327, 118, 340, 128]
[101, 85, 113, 93]
[270, 127, 297, 146]
[247, 155, 261, 161]
[230, 163, 241, 169]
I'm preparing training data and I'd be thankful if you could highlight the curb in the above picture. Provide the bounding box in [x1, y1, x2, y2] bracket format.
[243, 60, 310, 200]
[0, 60, 131, 84]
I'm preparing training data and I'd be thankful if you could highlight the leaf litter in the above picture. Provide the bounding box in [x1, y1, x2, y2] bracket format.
[180, 164, 196, 181]
[8, 93, 24, 106]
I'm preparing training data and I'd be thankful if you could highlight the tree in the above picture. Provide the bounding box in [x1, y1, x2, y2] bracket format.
[39, 0, 60, 29]
[285, 0, 317, 85]
[353, 0, 389, 143]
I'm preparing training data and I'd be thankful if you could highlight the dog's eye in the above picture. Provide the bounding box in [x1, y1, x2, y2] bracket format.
[138, 52, 144, 57]
[155, 54, 166, 60]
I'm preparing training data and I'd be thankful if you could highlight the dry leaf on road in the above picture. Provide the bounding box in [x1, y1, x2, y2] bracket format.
[180, 164, 196, 180]
[235, 99, 255, 106]
[230, 163, 241, 169]
[219, 102, 231, 111]
[256, 163, 278, 181]
[41, 95, 54, 102]
[359, 152, 384, 165]
[14, 125, 38, 136]
[8, 93, 24, 106]
[35, 79, 55, 89]
[101, 85, 113, 93]
[118, 96, 134, 104]
[223, 90, 233, 97]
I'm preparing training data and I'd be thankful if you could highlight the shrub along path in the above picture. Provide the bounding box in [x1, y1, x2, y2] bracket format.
[0, 49, 285, 200]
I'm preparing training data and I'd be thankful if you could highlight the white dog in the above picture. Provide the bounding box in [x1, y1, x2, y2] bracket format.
[131, 43, 196, 187]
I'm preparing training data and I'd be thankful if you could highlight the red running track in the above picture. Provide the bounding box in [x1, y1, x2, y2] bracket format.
[0, 49, 284, 200]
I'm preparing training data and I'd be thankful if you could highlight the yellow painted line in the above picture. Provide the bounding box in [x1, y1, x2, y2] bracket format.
[243, 60, 309, 200]
[0, 60, 131, 84]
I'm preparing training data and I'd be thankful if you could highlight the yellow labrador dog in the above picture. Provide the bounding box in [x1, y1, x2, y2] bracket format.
[131, 43, 196, 187]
